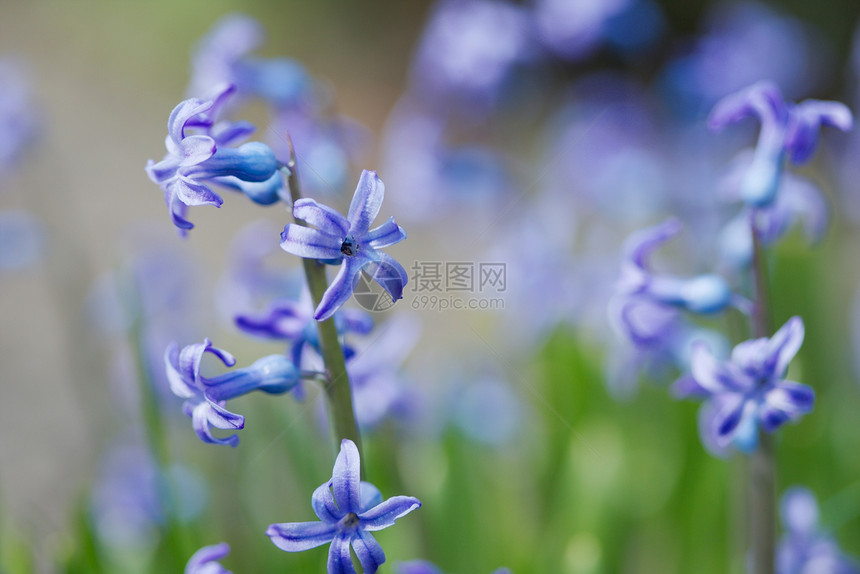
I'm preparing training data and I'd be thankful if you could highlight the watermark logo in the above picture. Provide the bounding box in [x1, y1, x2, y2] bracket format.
[353, 271, 398, 313]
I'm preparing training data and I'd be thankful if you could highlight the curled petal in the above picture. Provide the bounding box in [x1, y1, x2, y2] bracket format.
[314, 256, 364, 321]
[622, 217, 682, 271]
[327, 532, 357, 574]
[785, 100, 853, 163]
[280, 224, 344, 260]
[171, 176, 224, 208]
[266, 521, 337, 552]
[768, 316, 805, 377]
[690, 343, 753, 394]
[360, 496, 422, 531]
[352, 530, 386, 574]
[165, 342, 195, 399]
[759, 380, 815, 432]
[190, 401, 242, 447]
[347, 170, 385, 236]
[708, 81, 787, 132]
[294, 198, 350, 237]
[185, 542, 232, 574]
[365, 251, 408, 301]
[332, 439, 362, 514]
[365, 217, 407, 249]
[168, 98, 213, 144]
[312, 481, 343, 523]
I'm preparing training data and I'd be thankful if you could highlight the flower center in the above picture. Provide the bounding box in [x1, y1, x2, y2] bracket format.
[340, 238, 356, 257]
[339, 512, 360, 530]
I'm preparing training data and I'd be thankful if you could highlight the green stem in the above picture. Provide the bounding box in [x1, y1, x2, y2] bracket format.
[748, 221, 776, 574]
[280, 141, 363, 462]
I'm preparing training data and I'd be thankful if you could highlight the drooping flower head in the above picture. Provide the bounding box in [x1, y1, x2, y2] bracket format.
[164, 338, 298, 446]
[280, 169, 408, 321]
[185, 542, 232, 574]
[708, 81, 852, 206]
[777, 487, 860, 574]
[267, 439, 421, 574]
[145, 84, 281, 234]
[676, 317, 814, 453]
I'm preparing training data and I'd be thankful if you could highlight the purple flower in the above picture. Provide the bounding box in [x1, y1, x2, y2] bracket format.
[708, 81, 852, 206]
[266, 439, 421, 574]
[280, 170, 407, 321]
[145, 84, 280, 233]
[678, 317, 814, 453]
[164, 339, 298, 446]
[186, 542, 232, 574]
[395, 562, 511, 574]
[777, 487, 860, 574]
[0, 58, 38, 175]
[611, 218, 734, 350]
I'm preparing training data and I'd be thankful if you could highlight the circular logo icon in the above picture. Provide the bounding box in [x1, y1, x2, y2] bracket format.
[353, 271, 398, 313]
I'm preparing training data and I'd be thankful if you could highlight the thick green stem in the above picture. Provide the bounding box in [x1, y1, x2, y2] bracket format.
[280, 144, 363, 462]
[748, 222, 776, 574]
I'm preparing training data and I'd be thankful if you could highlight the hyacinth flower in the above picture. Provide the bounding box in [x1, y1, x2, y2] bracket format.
[280, 169, 408, 321]
[777, 487, 860, 574]
[610, 218, 737, 351]
[146, 83, 280, 233]
[164, 338, 299, 446]
[267, 439, 421, 574]
[395, 561, 512, 574]
[185, 543, 232, 574]
[0, 58, 38, 175]
[708, 81, 852, 207]
[675, 316, 814, 453]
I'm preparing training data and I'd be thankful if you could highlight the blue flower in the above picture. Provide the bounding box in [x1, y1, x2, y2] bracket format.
[280, 169, 408, 321]
[145, 84, 280, 233]
[266, 439, 421, 574]
[708, 81, 852, 206]
[395, 561, 511, 574]
[777, 487, 860, 574]
[164, 338, 298, 447]
[677, 317, 814, 453]
[185, 542, 232, 574]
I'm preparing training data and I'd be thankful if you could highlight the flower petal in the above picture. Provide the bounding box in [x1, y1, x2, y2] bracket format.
[712, 394, 748, 443]
[185, 542, 231, 574]
[785, 100, 853, 163]
[266, 521, 337, 552]
[759, 380, 814, 432]
[327, 532, 357, 574]
[360, 496, 421, 531]
[280, 224, 344, 260]
[190, 402, 240, 447]
[314, 256, 365, 321]
[179, 135, 217, 166]
[707, 81, 786, 132]
[364, 252, 408, 302]
[352, 530, 385, 574]
[690, 342, 752, 394]
[768, 316, 804, 377]
[332, 439, 362, 514]
[294, 198, 350, 237]
[780, 486, 819, 536]
[165, 342, 196, 399]
[364, 217, 406, 249]
[171, 176, 224, 208]
[312, 480, 343, 523]
[347, 170, 385, 236]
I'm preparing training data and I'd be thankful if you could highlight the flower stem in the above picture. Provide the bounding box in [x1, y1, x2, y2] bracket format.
[749, 218, 776, 574]
[279, 142, 364, 463]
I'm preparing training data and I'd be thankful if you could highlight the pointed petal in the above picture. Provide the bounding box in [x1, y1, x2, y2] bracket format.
[185, 542, 230, 574]
[759, 380, 815, 432]
[332, 439, 362, 514]
[314, 257, 364, 321]
[294, 198, 350, 237]
[708, 81, 786, 131]
[712, 394, 749, 443]
[327, 532, 356, 574]
[165, 342, 196, 399]
[171, 177, 223, 207]
[364, 217, 406, 249]
[204, 399, 245, 430]
[768, 316, 804, 377]
[622, 218, 682, 270]
[690, 342, 752, 394]
[280, 224, 343, 260]
[348, 170, 385, 236]
[365, 252, 408, 301]
[168, 97, 212, 143]
[266, 521, 337, 552]
[352, 531, 385, 574]
[360, 496, 421, 531]
[190, 402, 240, 447]
[312, 481, 343, 522]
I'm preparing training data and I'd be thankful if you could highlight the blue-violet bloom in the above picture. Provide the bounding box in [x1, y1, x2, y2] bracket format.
[146, 84, 279, 233]
[164, 338, 298, 447]
[280, 169, 408, 321]
[186, 542, 232, 574]
[267, 439, 421, 574]
[678, 316, 814, 452]
[708, 81, 852, 206]
[777, 487, 860, 574]
[396, 561, 511, 574]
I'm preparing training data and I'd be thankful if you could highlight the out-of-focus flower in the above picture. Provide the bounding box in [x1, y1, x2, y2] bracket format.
[409, 0, 532, 114]
[0, 58, 38, 176]
[0, 210, 44, 271]
[164, 339, 298, 446]
[777, 487, 860, 574]
[185, 542, 232, 574]
[145, 84, 281, 233]
[188, 13, 312, 109]
[708, 81, 851, 206]
[677, 317, 814, 453]
[267, 439, 421, 574]
[395, 561, 512, 574]
[280, 170, 407, 321]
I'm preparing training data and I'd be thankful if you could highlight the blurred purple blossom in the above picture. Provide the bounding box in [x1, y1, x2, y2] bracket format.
[0, 58, 38, 176]
[777, 487, 860, 574]
[396, 561, 512, 574]
[267, 439, 421, 574]
[0, 210, 45, 271]
[676, 317, 814, 454]
[186, 542, 233, 574]
[280, 170, 408, 321]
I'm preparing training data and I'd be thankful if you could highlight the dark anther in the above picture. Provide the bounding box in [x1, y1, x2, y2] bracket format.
[340, 239, 355, 256]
